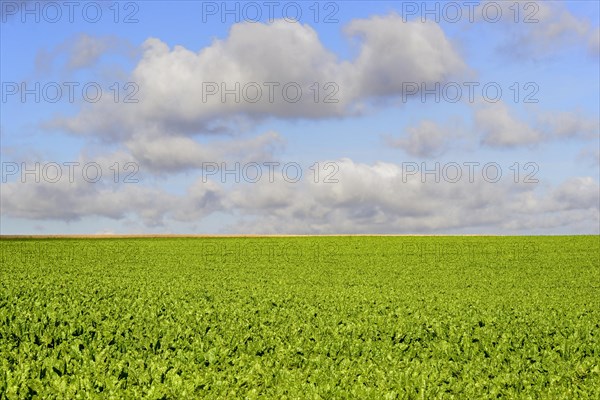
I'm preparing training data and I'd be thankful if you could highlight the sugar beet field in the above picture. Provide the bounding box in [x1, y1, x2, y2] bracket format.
[0, 236, 599, 399]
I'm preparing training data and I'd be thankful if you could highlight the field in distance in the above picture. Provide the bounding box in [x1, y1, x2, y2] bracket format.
[1, 236, 599, 398]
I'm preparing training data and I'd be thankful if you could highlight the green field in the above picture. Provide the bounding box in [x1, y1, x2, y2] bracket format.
[1, 236, 599, 399]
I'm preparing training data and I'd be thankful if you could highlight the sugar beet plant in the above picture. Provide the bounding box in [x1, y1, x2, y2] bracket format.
[0, 236, 599, 398]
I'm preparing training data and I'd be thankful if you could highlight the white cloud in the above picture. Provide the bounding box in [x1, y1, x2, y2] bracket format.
[475, 1, 599, 59]
[46, 15, 467, 141]
[2, 158, 598, 234]
[471, 104, 599, 148]
[474, 101, 542, 148]
[0, 178, 175, 225]
[385, 120, 458, 158]
[537, 110, 600, 140]
[344, 15, 466, 98]
[224, 159, 599, 234]
[67, 34, 129, 70]
[550, 177, 600, 211]
[125, 131, 284, 173]
[35, 33, 136, 75]
[0, 173, 223, 227]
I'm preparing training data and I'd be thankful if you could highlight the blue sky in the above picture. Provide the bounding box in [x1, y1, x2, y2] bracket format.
[1, 0, 599, 234]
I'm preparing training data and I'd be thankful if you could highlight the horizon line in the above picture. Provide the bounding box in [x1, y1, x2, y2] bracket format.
[1, 234, 598, 239]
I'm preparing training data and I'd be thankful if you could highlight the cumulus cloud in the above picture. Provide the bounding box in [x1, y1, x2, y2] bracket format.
[125, 131, 285, 173]
[46, 15, 467, 141]
[2, 158, 598, 234]
[474, 101, 542, 148]
[344, 14, 466, 98]
[38, 15, 469, 176]
[472, 104, 599, 148]
[0, 178, 175, 225]
[537, 110, 600, 140]
[550, 177, 600, 211]
[579, 147, 600, 167]
[67, 34, 134, 70]
[475, 1, 599, 59]
[0, 168, 223, 227]
[35, 33, 136, 75]
[385, 120, 461, 158]
[223, 159, 599, 234]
